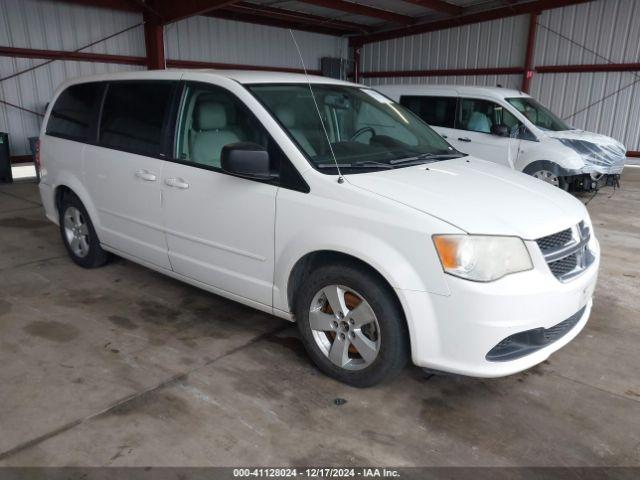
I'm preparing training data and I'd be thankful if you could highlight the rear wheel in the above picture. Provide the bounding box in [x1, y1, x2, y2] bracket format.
[59, 193, 109, 268]
[295, 263, 409, 387]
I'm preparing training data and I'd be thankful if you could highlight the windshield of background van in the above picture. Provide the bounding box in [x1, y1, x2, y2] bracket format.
[249, 84, 457, 172]
[507, 97, 572, 132]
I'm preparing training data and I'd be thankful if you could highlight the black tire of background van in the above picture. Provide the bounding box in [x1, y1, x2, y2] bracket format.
[523, 160, 569, 190]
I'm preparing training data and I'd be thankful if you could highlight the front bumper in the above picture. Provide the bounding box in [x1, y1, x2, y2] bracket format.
[397, 239, 599, 378]
[567, 173, 621, 192]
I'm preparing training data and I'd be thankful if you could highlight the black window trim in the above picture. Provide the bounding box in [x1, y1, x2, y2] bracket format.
[165, 80, 309, 193]
[95, 79, 180, 160]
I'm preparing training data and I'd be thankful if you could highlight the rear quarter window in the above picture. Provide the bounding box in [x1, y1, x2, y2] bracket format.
[46, 83, 103, 142]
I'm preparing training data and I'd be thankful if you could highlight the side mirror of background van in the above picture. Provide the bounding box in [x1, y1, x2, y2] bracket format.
[491, 124, 510, 137]
[221, 142, 274, 181]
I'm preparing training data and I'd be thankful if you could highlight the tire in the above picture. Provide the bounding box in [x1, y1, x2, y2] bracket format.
[523, 161, 569, 190]
[530, 169, 568, 190]
[294, 263, 409, 387]
[59, 192, 109, 268]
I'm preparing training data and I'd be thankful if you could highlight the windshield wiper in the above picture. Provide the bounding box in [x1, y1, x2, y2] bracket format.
[389, 152, 466, 165]
[317, 160, 393, 169]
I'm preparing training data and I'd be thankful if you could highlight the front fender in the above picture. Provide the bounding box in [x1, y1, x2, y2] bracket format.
[273, 226, 452, 314]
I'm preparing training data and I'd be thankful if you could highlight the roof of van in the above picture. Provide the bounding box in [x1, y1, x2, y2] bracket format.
[376, 84, 530, 100]
[57, 69, 358, 87]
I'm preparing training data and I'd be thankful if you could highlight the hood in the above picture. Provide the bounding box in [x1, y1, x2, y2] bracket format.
[347, 157, 588, 239]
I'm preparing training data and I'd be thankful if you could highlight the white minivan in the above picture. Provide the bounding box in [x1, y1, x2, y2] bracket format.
[38, 70, 599, 387]
[378, 85, 626, 191]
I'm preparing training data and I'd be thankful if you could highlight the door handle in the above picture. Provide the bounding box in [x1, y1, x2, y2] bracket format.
[458, 137, 471, 142]
[441, 135, 448, 139]
[165, 178, 189, 189]
[135, 169, 157, 181]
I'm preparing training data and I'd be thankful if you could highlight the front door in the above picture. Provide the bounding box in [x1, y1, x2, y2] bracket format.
[84, 80, 177, 269]
[453, 98, 521, 168]
[161, 81, 278, 306]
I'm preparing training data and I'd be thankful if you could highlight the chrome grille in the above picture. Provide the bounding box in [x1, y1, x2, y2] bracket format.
[536, 221, 594, 282]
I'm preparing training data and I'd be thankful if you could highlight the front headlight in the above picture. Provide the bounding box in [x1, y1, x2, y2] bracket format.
[433, 235, 533, 282]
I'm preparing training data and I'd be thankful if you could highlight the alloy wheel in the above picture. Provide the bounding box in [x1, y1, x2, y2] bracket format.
[309, 285, 381, 371]
[63, 206, 90, 258]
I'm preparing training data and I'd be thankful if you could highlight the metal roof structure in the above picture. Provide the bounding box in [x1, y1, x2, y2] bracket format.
[52, 0, 593, 40]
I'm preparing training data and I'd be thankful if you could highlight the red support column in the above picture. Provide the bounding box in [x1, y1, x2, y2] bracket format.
[144, 11, 165, 70]
[350, 38, 362, 83]
[522, 11, 539, 93]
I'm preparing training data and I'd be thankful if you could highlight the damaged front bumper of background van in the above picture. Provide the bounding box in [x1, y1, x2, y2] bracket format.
[557, 138, 627, 191]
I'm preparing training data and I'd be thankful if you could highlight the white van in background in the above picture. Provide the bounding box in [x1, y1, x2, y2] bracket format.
[378, 85, 626, 191]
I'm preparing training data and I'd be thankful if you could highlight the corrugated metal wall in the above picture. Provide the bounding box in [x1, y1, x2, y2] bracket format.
[530, 0, 640, 151]
[360, 0, 640, 151]
[361, 15, 528, 87]
[0, 0, 347, 157]
[166, 16, 347, 72]
[0, 0, 145, 157]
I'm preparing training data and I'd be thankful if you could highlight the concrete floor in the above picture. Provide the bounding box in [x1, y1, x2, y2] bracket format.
[0, 169, 639, 467]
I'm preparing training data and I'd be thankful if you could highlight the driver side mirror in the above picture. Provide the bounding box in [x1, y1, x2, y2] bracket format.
[491, 124, 510, 137]
[221, 142, 274, 181]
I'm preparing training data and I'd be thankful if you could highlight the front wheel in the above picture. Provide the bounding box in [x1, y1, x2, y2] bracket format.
[295, 263, 409, 387]
[524, 161, 569, 190]
[531, 168, 568, 190]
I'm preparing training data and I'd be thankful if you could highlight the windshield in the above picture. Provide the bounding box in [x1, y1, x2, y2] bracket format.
[248, 84, 461, 172]
[506, 97, 572, 132]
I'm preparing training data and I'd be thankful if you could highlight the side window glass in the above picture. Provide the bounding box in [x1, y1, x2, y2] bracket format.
[46, 83, 102, 142]
[176, 83, 270, 169]
[400, 96, 456, 128]
[99, 81, 175, 157]
[458, 98, 496, 133]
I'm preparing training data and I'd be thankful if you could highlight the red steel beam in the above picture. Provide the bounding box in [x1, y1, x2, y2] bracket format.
[356, 0, 593, 44]
[207, 10, 353, 36]
[144, 9, 165, 69]
[360, 66, 525, 78]
[401, 0, 463, 16]
[537, 63, 640, 73]
[521, 12, 539, 93]
[165, 58, 321, 75]
[297, 0, 413, 25]
[0, 47, 322, 74]
[627, 151, 640, 158]
[0, 45, 146, 66]
[219, 2, 371, 34]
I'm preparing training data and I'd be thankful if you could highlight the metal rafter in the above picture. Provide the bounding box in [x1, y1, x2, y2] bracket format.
[296, 0, 413, 25]
[157, 0, 241, 24]
[214, 2, 371, 34]
[400, 0, 463, 16]
[355, 0, 594, 44]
